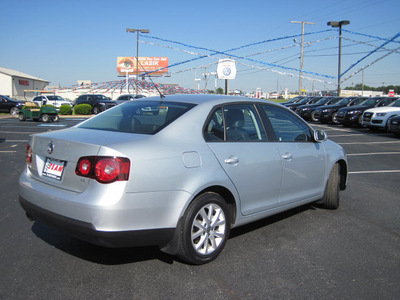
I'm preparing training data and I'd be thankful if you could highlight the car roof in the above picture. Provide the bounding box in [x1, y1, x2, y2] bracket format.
[143, 94, 276, 106]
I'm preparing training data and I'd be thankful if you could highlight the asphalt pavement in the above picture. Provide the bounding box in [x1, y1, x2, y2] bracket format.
[0, 116, 399, 299]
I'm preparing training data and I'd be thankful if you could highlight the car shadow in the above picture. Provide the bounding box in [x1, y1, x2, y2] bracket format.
[229, 203, 316, 239]
[31, 203, 317, 265]
[31, 222, 174, 265]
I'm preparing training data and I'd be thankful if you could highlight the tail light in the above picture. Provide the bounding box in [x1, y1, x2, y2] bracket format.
[75, 156, 130, 184]
[26, 144, 32, 164]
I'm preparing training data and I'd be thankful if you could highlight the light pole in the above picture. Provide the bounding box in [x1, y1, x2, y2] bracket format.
[126, 28, 150, 96]
[327, 20, 350, 96]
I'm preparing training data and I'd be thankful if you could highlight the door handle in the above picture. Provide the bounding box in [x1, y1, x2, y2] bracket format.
[282, 152, 293, 160]
[224, 156, 239, 165]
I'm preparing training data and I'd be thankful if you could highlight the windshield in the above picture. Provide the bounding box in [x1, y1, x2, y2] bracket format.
[336, 98, 351, 106]
[93, 95, 109, 100]
[78, 100, 196, 134]
[389, 99, 400, 107]
[47, 96, 64, 100]
[358, 98, 381, 106]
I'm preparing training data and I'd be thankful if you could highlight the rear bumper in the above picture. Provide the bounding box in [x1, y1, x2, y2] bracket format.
[19, 196, 175, 248]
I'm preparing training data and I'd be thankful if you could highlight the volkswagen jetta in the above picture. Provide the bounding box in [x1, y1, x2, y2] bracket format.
[19, 95, 348, 264]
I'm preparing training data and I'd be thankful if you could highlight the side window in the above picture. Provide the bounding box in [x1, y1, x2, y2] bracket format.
[262, 105, 313, 142]
[204, 104, 266, 142]
[204, 107, 224, 141]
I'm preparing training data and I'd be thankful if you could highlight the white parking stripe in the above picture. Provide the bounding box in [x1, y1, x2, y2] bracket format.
[340, 141, 400, 145]
[349, 170, 400, 174]
[347, 152, 400, 156]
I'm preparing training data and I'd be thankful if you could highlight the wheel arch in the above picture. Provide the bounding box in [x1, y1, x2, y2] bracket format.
[336, 159, 348, 191]
[160, 184, 237, 256]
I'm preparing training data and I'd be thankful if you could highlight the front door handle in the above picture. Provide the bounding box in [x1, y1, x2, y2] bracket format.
[282, 152, 293, 160]
[224, 156, 239, 165]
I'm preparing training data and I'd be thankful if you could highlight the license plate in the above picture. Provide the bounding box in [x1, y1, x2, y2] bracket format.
[43, 158, 65, 180]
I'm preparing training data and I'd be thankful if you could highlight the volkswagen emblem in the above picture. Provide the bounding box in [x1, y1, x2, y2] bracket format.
[47, 142, 54, 154]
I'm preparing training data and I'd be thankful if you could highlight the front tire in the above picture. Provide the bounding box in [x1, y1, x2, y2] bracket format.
[321, 163, 340, 209]
[331, 112, 339, 124]
[178, 192, 230, 265]
[41, 114, 50, 123]
[310, 111, 318, 122]
[18, 112, 26, 121]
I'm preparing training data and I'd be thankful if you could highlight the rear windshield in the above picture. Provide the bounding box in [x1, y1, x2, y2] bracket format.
[78, 100, 196, 134]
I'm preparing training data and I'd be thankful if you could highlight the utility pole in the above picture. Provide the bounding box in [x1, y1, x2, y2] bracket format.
[291, 21, 315, 95]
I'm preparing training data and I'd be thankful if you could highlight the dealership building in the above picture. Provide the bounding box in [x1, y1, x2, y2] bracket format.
[0, 66, 49, 101]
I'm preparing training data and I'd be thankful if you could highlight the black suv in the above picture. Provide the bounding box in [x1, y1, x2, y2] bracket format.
[0, 95, 25, 115]
[296, 97, 343, 121]
[335, 97, 396, 126]
[75, 94, 116, 114]
[314, 97, 368, 124]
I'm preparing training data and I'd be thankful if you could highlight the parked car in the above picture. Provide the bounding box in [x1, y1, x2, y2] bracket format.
[32, 95, 72, 110]
[279, 96, 305, 106]
[335, 97, 396, 126]
[116, 94, 146, 105]
[361, 98, 400, 130]
[75, 94, 116, 114]
[19, 95, 348, 265]
[0, 95, 25, 115]
[314, 97, 368, 124]
[296, 97, 343, 121]
[387, 115, 400, 136]
[283, 96, 323, 111]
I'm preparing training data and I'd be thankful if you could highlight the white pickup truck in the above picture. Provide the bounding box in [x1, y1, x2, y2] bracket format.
[32, 95, 72, 110]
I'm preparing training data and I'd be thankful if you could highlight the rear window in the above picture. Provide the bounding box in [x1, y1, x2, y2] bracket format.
[78, 100, 196, 134]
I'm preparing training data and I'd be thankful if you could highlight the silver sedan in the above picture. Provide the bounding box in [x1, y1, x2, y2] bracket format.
[19, 94, 348, 264]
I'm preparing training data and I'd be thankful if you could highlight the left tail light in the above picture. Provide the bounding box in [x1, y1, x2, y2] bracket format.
[26, 144, 32, 164]
[75, 156, 130, 184]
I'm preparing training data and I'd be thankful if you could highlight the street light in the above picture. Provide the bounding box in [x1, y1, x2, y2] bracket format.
[126, 28, 150, 95]
[327, 20, 350, 96]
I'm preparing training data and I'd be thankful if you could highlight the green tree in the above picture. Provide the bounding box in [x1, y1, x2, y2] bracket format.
[216, 87, 224, 94]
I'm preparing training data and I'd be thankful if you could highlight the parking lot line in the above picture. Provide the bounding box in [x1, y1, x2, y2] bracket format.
[347, 152, 400, 156]
[340, 141, 400, 145]
[349, 170, 400, 174]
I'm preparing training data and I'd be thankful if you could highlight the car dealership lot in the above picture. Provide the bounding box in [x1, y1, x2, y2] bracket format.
[1, 116, 399, 299]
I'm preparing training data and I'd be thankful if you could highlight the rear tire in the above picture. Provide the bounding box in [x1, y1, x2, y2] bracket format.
[10, 107, 19, 115]
[178, 192, 230, 265]
[321, 163, 340, 209]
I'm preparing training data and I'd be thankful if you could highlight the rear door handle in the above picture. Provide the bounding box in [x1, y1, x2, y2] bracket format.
[282, 152, 293, 160]
[224, 156, 239, 165]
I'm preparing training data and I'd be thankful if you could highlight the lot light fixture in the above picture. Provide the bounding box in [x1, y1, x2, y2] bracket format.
[327, 20, 350, 96]
[126, 28, 150, 95]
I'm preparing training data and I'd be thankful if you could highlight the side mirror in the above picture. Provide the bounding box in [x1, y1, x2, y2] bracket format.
[314, 129, 327, 142]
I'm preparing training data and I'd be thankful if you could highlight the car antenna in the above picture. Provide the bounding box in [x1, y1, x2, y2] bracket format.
[137, 60, 165, 99]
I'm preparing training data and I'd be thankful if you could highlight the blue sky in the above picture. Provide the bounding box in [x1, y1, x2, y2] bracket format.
[1, 0, 399, 93]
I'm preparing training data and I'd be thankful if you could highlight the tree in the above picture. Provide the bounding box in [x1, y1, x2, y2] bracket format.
[216, 87, 224, 94]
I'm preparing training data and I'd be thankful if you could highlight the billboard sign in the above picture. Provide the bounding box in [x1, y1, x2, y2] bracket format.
[217, 59, 236, 80]
[117, 57, 168, 76]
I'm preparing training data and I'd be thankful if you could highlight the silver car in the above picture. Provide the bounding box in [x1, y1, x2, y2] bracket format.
[19, 95, 348, 264]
